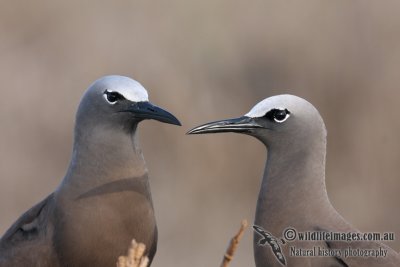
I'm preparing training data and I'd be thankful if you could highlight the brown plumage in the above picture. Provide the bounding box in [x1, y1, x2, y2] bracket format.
[0, 75, 180, 267]
[188, 94, 399, 267]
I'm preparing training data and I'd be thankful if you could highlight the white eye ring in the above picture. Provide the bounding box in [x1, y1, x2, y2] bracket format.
[264, 108, 291, 123]
[274, 112, 290, 123]
[103, 90, 124, 105]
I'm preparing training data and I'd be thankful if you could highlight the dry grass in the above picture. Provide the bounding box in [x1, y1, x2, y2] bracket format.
[220, 220, 249, 267]
[117, 220, 248, 267]
[116, 240, 149, 267]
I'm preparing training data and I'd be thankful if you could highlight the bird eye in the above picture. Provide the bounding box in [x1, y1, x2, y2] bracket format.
[264, 108, 291, 123]
[103, 90, 125, 104]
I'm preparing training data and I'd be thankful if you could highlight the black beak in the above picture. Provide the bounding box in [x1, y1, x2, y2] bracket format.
[127, 101, 181, 126]
[187, 116, 262, 135]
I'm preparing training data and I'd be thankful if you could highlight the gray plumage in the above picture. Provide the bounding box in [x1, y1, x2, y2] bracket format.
[0, 75, 181, 267]
[188, 94, 399, 267]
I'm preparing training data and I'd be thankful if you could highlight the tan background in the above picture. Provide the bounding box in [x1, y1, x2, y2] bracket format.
[0, 1, 399, 266]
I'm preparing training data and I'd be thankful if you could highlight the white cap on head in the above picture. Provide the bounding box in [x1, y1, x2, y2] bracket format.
[245, 95, 290, 118]
[99, 75, 149, 102]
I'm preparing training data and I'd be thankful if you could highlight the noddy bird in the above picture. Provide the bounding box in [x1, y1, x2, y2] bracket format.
[0, 75, 181, 267]
[188, 95, 399, 267]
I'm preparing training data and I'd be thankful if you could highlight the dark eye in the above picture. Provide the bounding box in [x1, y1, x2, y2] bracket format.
[104, 90, 125, 104]
[264, 108, 291, 123]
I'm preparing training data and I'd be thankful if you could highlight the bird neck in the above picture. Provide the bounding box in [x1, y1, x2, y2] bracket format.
[61, 125, 147, 194]
[255, 137, 332, 227]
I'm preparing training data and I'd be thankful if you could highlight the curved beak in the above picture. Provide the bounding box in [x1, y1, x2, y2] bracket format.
[187, 116, 262, 134]
[128, 101, 181, 126]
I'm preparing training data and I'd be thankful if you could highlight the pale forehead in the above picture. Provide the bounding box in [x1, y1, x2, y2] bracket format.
[95, 75, 149, 102]
[245, 94, 309, 117]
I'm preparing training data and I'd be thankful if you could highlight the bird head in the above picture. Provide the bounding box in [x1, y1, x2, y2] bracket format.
[187, 94, 325, 148]
[75, 75, 181, 134]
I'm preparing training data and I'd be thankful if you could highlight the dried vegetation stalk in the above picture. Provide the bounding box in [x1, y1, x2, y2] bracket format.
[116, 240, 149, 267]
[220, 220, 249, 267]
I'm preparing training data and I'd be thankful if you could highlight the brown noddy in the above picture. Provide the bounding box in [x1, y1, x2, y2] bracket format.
[188, 94, 399, 267]
[0, 75, 181, 267]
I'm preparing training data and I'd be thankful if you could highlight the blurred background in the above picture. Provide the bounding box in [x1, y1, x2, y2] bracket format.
[0, 1, 399, 266]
